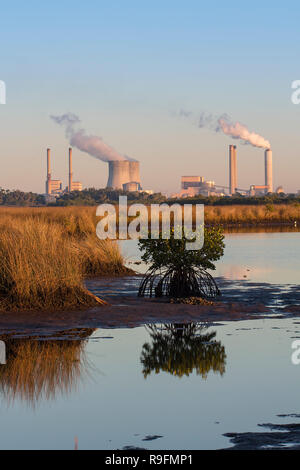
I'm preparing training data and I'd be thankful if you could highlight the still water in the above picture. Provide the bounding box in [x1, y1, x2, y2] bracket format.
[0, 231, 300, 450]
[122, 230, 300, 284]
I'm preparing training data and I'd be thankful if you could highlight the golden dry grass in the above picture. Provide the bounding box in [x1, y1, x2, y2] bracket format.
[79, 235, 128, 276]
[1, 203, 299, 227]
[0, 207, 127, 311]
[204, 204, 300, 226]
[0, 206, 127, 274]
[120, 203, 300, 227]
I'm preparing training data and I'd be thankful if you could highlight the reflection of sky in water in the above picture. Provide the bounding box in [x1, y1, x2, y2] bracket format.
[121, 232, 300, 284]
[1, 319, 300, 450]
[213, 232, 300, 284]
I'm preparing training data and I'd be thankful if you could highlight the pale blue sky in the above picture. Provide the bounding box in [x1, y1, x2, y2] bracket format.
[0, 1, 300, 193]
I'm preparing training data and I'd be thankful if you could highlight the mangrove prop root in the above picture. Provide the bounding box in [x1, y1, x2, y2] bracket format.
[138, 267, 220, 299]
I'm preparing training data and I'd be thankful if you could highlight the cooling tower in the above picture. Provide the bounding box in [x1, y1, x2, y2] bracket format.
[265, 149, 273, 193]
[128, 161, 141, 187]
[229, 145, 237, 195]
[107, 160, 130, 189]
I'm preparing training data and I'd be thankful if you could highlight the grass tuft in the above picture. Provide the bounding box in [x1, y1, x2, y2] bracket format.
[0, 207, 128, 311]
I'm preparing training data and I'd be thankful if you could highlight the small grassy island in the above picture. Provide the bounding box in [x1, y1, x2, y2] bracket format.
[0, 207, 129, 311]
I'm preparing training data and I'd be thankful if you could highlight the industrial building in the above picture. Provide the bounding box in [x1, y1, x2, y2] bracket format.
[70, 181, 83, 191]
[49, 180, 63, 194]
[249, 185, 269, 196]
[123, 182, 140, 192]
[176, 176, 224, 197]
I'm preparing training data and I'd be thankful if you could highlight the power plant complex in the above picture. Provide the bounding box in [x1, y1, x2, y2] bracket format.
[46, 111, 286, 199]
[44, 142, 280, 200]
[175, 145, 280, 198]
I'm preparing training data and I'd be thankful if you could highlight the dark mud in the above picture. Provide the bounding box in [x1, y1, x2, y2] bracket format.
[224, 421, 300, 450]
[0, 297, 269, 334]
[142, 435, 163, 441]
[0, 276, 299, 333]
[87, 276, 300, 309]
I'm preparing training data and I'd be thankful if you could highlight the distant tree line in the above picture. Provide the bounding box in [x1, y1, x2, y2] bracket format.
[169, 192, 300, 206]
[0, 189, 45, 206]
[49, 188, 167, 206]
[0, 187, 300, 207]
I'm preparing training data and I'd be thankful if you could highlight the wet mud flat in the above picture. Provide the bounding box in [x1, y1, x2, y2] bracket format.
[87, 275, 300, 308]
[0, 275, 299, 333]
[0, 296, 269, 334]
[224, 418, 300, 450]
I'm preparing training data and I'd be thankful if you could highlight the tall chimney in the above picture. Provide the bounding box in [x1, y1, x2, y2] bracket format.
[229, 145, 237, 195]
[69, 147, 73, 192]
[265, 149, 273, 193]
[46, 148, 51, 195]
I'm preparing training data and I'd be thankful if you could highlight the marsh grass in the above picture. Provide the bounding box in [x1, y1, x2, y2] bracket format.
[0, 207, 127, 311]
[79, 235, 129, 276]
[113, 203, 300, 228]
[204, 204, 300, 226]
[0, 207, 127, 275]
[0, 218, 104, 310]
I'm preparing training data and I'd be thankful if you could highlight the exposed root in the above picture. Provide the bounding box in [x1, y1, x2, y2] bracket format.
[138, 267, 220, 299]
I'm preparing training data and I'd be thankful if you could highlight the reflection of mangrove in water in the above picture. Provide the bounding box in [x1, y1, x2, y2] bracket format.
[0, 328, 95, 406]
[140, 323, 226, 379]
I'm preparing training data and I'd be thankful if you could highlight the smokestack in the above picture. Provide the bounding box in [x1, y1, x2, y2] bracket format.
[69, 147, 73, 192]
[265, 149, 273, 193]
[229, 145, 237, 195]
[46, 148, 51, 195]
[233, 146, 237, 193]
[107, 161, 130, 189]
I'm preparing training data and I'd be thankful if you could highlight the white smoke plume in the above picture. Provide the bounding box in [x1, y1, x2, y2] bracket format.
[50, 113, 136, 162]
[179, 109, 271, 149]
